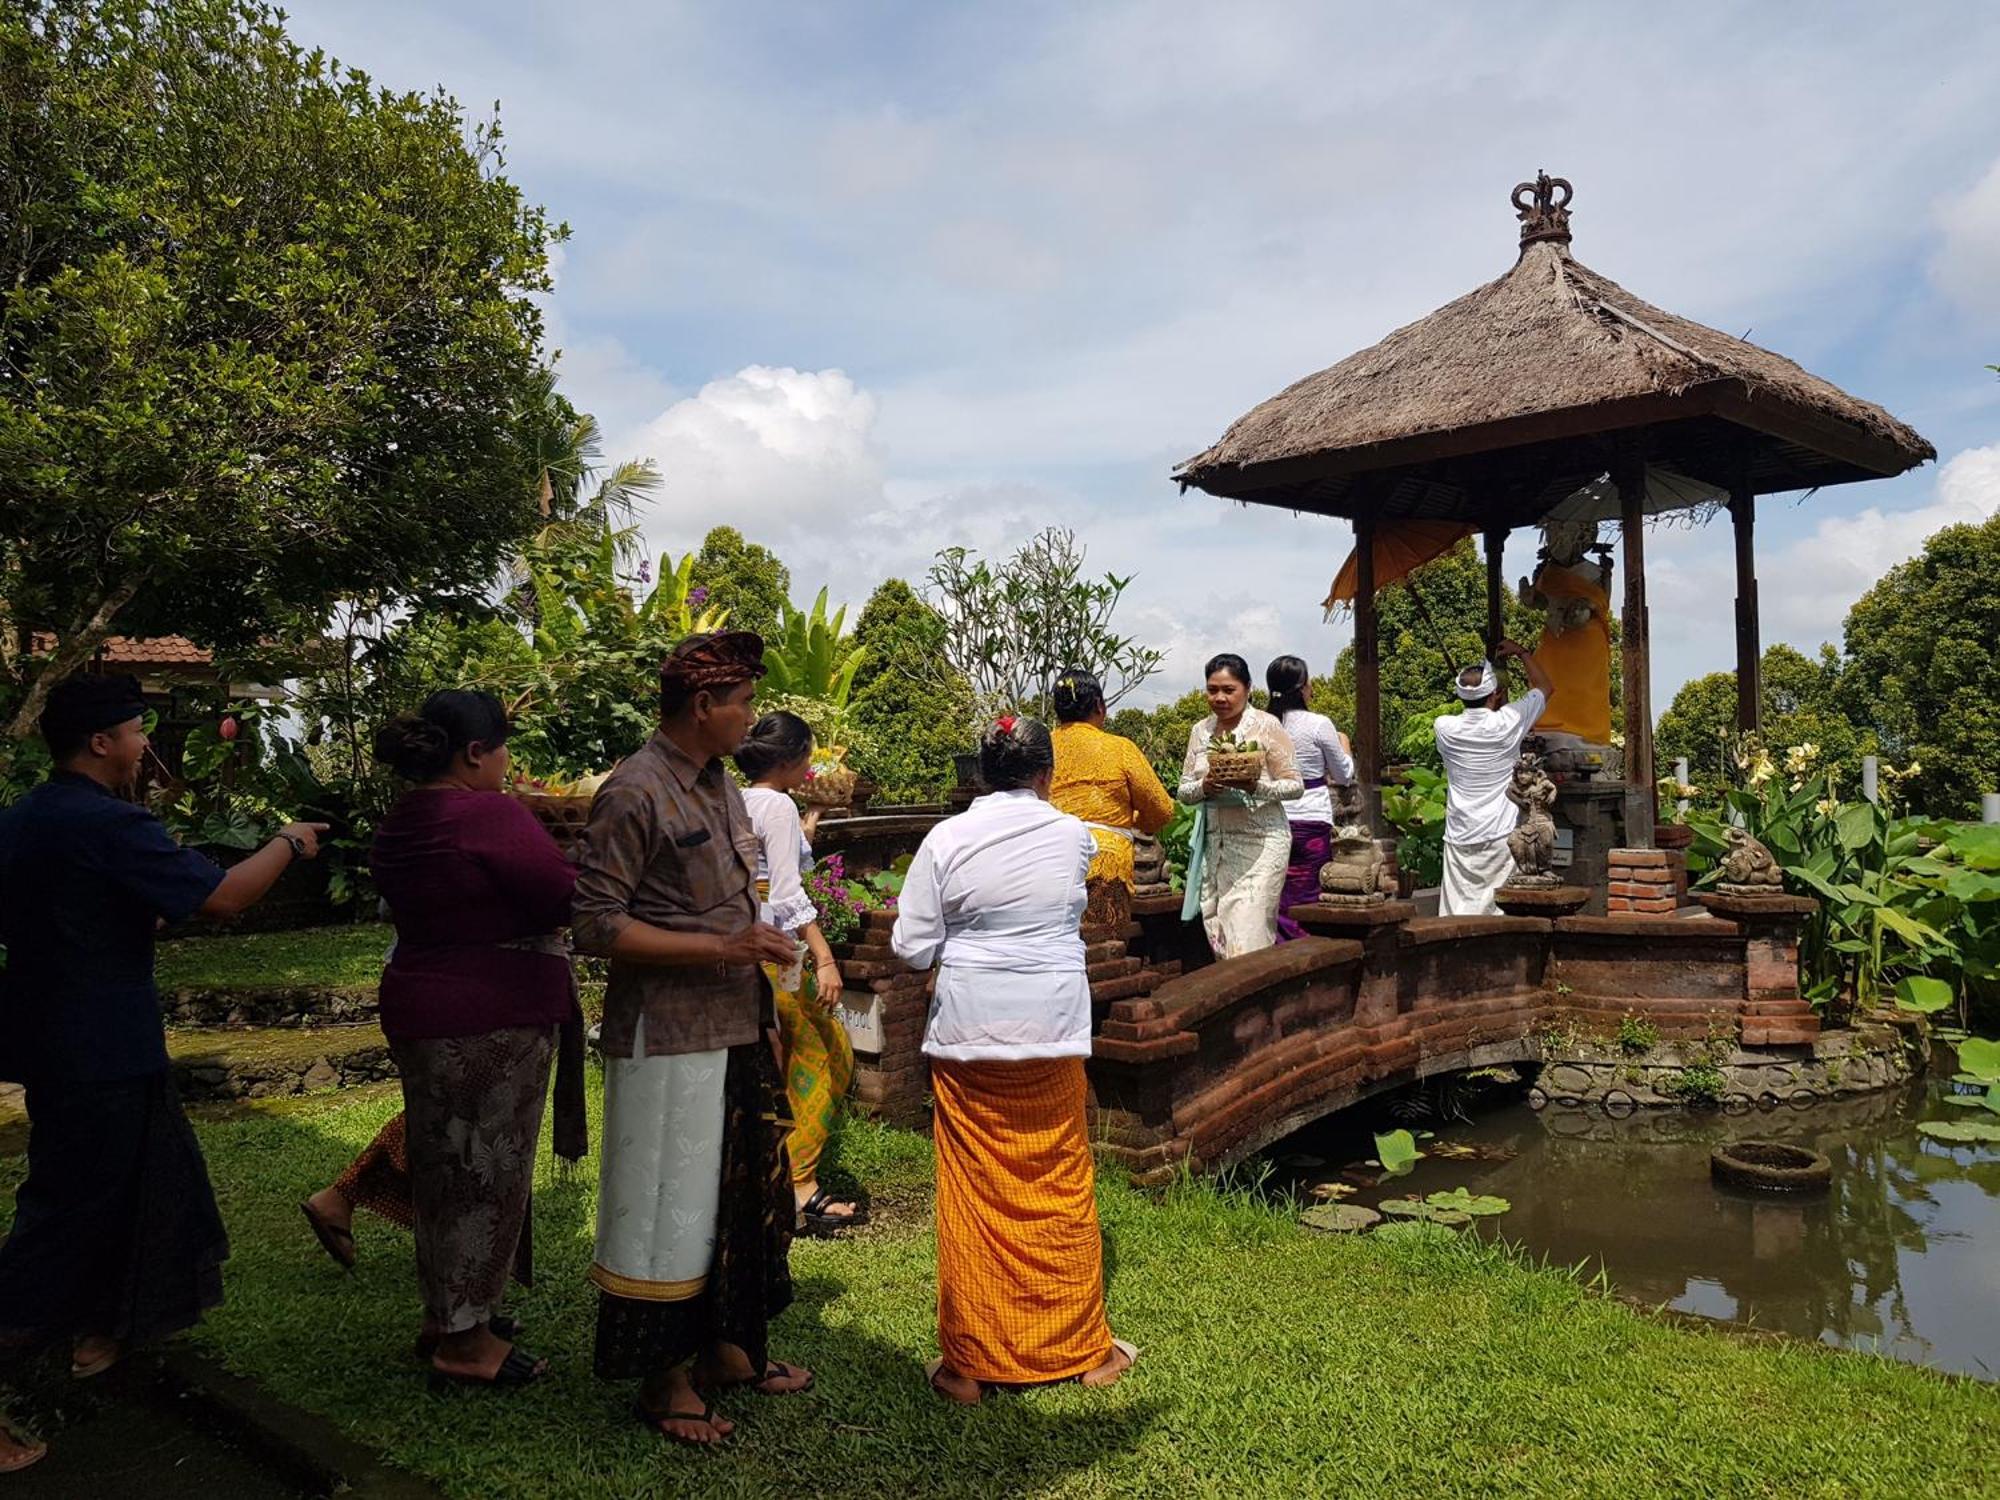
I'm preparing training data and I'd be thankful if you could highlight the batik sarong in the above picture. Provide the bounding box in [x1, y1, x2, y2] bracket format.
[767, 962, 854, 1186]
[1276, 820, 1333, 942]
[0, 1074, 226, 1352]
[590, 1028, 793, 1379]
[386, 1025, 553, 1335]
[931, 1056, 1112, 1385]
[330, 1112, 414, 1230]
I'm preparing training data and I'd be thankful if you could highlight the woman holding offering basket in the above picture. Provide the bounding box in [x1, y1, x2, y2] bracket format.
[1177, 653, 1302, 959]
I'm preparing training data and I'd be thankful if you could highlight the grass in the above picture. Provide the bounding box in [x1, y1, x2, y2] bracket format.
[5, 1080, 1988, 1499]
[155, 922, 393, 992]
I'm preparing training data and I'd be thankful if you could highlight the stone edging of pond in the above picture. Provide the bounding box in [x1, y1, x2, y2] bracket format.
[1535, 1021, 1918, 1112]
[151, 1344, 442, 1498]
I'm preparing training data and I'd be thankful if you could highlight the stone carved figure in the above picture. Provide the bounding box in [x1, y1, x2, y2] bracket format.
[1502, 753, 1561, 888]
[1317, 824, 1394, 907]
[1131, 833, 1172, 896]
[1717, 828, 1785, 895]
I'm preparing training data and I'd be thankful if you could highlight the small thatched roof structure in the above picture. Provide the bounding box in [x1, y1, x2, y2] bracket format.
[1176, 177, 1934, 525]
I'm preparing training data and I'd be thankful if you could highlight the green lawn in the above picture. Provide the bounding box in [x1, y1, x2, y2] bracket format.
[10, 1079, 1981, 1499]
[155, 922, 393, 992]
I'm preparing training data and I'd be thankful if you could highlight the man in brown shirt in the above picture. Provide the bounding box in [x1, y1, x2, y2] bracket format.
[573, 630, 812, 1448]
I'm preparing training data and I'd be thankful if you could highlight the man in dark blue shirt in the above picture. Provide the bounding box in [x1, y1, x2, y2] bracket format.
[0, 675, 325, 1475]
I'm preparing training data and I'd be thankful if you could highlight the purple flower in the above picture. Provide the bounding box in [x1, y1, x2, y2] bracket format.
[688, 586, 709, 606]
[635, 560, 653, 583]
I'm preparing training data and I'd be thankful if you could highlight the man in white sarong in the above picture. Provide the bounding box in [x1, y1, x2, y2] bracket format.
[1434, 640, 1553, 916]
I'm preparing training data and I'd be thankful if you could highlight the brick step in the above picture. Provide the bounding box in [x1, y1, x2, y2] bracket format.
[167, 1024, 396, 1102]
[1086, 956, 1143, 984]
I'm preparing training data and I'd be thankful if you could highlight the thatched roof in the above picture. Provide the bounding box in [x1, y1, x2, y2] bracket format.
[1176, 185, 1934, 526]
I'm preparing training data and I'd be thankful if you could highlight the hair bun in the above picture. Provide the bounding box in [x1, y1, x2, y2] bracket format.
[372, 714, 452, 779]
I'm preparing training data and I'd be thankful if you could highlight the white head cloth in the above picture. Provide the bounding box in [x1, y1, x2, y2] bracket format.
[1454, 659, 1499, 703]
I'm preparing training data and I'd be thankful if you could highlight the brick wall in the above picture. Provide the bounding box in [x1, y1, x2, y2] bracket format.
[1605, 847, 1677, 915]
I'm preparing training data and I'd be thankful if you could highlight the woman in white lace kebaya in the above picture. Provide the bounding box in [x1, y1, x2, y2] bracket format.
[1177, 654, 1303, 959]
[735, 712, 865, 1236]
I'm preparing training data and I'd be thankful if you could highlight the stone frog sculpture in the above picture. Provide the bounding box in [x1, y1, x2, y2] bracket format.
[1318, 823, 1397, 906]
[1717, 827, 1785, 895]
[1503, 752, 1560, 887]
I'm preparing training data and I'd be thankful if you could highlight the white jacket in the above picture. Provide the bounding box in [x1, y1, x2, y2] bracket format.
[890, 789, 1096, 1061]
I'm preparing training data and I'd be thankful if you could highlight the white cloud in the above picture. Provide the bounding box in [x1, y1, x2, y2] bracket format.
[1932, 157, 2000, 323]
[628, 366, 886, 556]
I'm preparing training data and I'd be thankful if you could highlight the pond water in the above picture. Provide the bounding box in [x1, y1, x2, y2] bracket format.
[1266, 1072, 2000, 1380]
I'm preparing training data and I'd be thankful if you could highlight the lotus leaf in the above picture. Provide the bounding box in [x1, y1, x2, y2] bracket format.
[1298, 1204, 1381, 1234]
[1373, 1129, 1423, 1173]
[1377, 1198, 1472, 1227]
[1956, 1038, 2000, 1082]
[1917, 1120, 2000, 1144]
[1893, 976, 1954, 1014]
[1425, 1187, 1511, 1217]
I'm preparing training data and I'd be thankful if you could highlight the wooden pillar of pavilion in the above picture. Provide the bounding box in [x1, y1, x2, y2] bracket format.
[1616, 451, 1656, 847]
[1730, 480, 1761, 735]
[1352, 510, 1382, 830]
[1483, 524, 1507, 655]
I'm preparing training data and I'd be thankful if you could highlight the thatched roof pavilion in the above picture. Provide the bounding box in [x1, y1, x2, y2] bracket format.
[1176, 174, 1933, 847]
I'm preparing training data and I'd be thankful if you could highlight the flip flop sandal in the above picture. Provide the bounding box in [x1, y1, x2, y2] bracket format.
[634, 1400, 730, 1448]
[747, 1359, 814, 1396]
[799, 1186, 870, 1236]
[300, 1200, 357, 1271]
[427, 1344, 547, 1390]
[923, 1358, 984, 1404]
[70, 1343, 121, 1380]
[0, 1416, 46, 1475]
[412, 1314, 523, 1363]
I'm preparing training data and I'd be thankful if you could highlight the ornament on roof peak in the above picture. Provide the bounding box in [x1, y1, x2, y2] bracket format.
[1512, 171, 1573, 251]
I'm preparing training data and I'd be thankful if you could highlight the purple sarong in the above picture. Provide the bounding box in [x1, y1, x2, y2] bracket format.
[1277, 819, 1332, 942]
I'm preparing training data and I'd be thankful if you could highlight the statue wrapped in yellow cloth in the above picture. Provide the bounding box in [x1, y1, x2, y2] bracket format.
[1520, 519, 1613, 748]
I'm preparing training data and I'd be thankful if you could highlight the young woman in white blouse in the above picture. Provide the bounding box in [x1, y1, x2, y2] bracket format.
[1178, 653, 1303, 958]
[1265, 655, 1356, 939]
[891, 716, 1136, 1405]
[735, 712, 865, 1235]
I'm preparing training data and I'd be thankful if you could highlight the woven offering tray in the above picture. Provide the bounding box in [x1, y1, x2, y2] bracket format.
[1208, 749, 1265, 787]
[512, 791, 593, 856]
[797, 765, 859, 808]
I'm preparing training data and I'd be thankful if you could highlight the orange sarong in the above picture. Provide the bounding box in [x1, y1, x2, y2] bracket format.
[931, 1056, 1112, 1385]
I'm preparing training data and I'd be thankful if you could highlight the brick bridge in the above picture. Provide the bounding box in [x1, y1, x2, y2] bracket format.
[819, 814, 1820, 1183]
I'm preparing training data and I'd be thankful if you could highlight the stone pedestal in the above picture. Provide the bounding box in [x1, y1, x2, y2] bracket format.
[1553, 782, 1628, 915]
[1289, 900, 1417, 1028]
[1494, 883, 1590, 918]
[1693, 890, 1822, 1046]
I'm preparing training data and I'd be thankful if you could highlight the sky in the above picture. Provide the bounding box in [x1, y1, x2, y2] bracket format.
[284, 0, 2000, 710]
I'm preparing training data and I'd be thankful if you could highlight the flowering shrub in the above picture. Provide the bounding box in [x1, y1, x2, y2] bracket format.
[802, 852, 901, 947]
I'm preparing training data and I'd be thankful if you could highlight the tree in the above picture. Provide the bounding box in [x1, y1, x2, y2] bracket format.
[848, 579, 972, 801]
[1841, 513, 2000, 816]
[690, 527, 791, 641]
[1655, 644, 1870, 793]
[923, 527, 1164, 724]
[0, 0, 560, 735]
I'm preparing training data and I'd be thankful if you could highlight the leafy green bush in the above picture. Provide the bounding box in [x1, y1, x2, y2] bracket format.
[1382, 765, 1447, 888]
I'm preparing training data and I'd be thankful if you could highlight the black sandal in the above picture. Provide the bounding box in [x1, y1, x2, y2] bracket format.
[427, 1344, 547, 1390]
[300, 1200, 357, 1270]
[634, 1400, 730, 1448]
[413, 1314, 522, 1363]
[799, 1186, 869, 1236]
[748, 1360, 814, 1396]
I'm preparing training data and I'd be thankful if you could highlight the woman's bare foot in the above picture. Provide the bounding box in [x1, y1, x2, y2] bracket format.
[1079, 1340, 1136, 1389]
[639, 1365, 734, 1445]
[696, 1341, 813, 1394]
[305, 1186, 353, 1237]
[71, 1333, 121, 1379]
[927, 1361, 982, 1405]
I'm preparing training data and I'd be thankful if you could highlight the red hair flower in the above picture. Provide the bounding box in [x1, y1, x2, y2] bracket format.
[996, 715, 1017, 734]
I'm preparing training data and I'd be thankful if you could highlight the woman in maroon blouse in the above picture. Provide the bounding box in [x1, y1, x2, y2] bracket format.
[359, 690, 580, 1386]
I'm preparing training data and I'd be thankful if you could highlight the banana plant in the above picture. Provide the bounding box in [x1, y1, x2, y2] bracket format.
[761, 588, 867, 731]
[637, 550, 732, 637]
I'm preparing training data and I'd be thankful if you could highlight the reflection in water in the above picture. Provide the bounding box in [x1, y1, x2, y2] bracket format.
[1274, 1080, 2000, 1379]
